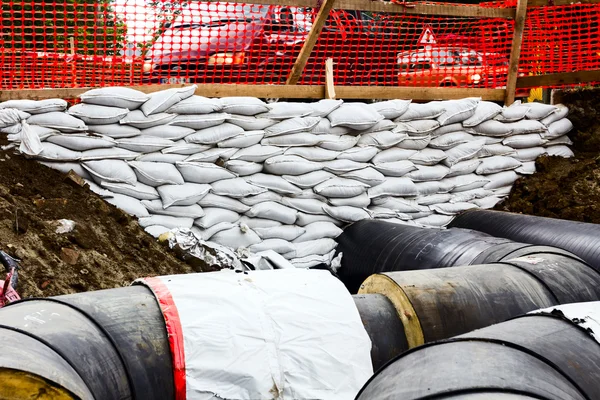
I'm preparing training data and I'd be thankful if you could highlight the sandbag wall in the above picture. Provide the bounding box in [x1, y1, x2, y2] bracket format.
[0, 86, 575, 266]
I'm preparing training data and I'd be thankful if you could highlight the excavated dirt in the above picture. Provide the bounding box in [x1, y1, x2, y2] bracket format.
[0, 136, 200, 298]
[497, 88, 600, 223]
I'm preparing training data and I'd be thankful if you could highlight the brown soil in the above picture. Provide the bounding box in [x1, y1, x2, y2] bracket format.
[0, 137, 199, 298]
[497, 88, 600, 223]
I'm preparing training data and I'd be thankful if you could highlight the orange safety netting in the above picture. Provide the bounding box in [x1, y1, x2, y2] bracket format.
[0, 0, 598, 91]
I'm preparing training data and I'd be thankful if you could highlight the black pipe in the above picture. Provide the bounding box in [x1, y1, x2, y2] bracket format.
[449, 209, 600, 273]
[355, 310, 600, 400]
[335, 220, 580, 293]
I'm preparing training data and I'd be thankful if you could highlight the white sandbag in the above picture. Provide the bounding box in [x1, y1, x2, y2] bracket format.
[308, 99, 344, 118]
[322, 205, 370, 223]
[264, 155, 322, 176]
[429, 132, 474, 150]
[40, 161, 92, 180]
[545, 145, 574, 158]
[472, 195, 504, 208]
[296, 212, 344, 227]
[263, 102, 314, 119]
[141, 200, 205, 219]
[416, 193, 453, 206]
[328, 104, 383, 130]
[0, 108, 28, 128]
[314, 178, 369, 198]
[414, 214, 454, 228]
[446, 158, 481, 178]
[184, 148, 238, 163]
[431, 202, 479, 215]
[87, 123, 141, 139]
[450, 188, 493, 203]
[513, 147, 547, 162]
[493, 186, 513, 196]
[396, 135, 431, 150]
[136, 153, 188, 163]
[101, 181, 159, 200]
[319, 134, 360, 151]
[106, 193, 150, 218]
[0, 99, 67, 114]
[248, 239, 295, 255]
[545, 135, 573, 147]
[282, 171, 335, 189]
[281, 197, 327, 215]
[337, 147, 378, 163]
[525, 102, 558, 120]
[67, 103, 129, 125]
[15, 121, 43, 155]
[429, 123, 464, 137]
[540, 104, 569, 126]
[254, 225, 306, 241]
[141, 85, 196, 116]
[290, 251, 336, 268]
[310, 118, 351, 136]
[369, 100, 411, 119]
[284, 238, 338, 259]
[371, 148, 417, 164]
[194, 208, 240, 229]
[470, 120, 514, 137]
[442, 138, 486, 166]
[197, 193, 250, 214]
[138, 215, 194, 230]
[211, 178, 266, 198]
[394, 119, 440, 136]
[291, 189, 328, 202]
[245, 173, 302, 195]
[128, 161, 184, 186]
[165, 95, 221, 114]
[117, 136, 174, 153]
[323, 159, 369, 174]
[210, 225, 262, 248]
[542, 118, 573, 139]
[408, 148, 447, 165]
[230, 145, 284, 163]
[515, 161, 536, 175]
[293, 222, 343, 243]
[224, 160, 263, 176]
[366, 206, 400, 219]
[373, 160, 416, 177]
[354, 119, 397, 135]
[264, 117, 321, 137]
[120, 110, 175, 129]
[141, 125, 195, 141]
[80, 148, 139, 161]
[478, 143, 516, 157]
[170, 113, 230, 130]
[158, 183, 211, 207]
[285, 147, 339, 161]
[218, 130, 264, 148]
[476, 156, 522, 175]
[506, 120, 548, 136]
[483, 170, 520, 190]
[462, 101, 502, 127]
[238, 216, 282, 229]
[80, 87, 149, 110]
[220, 97, 269, 116]
[494, 102, 529, 122]
[239, 192, 283, 206]
[357, 131, 406, 149]
[406, 164, 449, 181]
[28, 112, 87, 132]
[1, 123, 22, 134]
[436, 98, 479, 125]
[339, 167, 383, 187]
[329, 193, 370, 208]
[484, 137, 504, 144]
[367, 177, 418, 198]
[372, 197, 428, 213]
[246, 201, 298, 224]
[176, 162, 237, 184]
[261, 133, 322, 147]
[227, 114, 277, 130]
[414, 181, 441, 196]
[192, 222, 236, 241]
[502, 133, 547, 149]
[83, 160, 136, 185]
[145, 225, 171, 238]
[442, 173, 490, 192]
[395, 102, 445, 122]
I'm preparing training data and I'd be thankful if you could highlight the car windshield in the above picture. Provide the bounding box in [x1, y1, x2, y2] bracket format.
[168, 3, 270, 29]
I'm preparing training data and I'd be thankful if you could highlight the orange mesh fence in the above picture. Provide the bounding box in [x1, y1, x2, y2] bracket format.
[0, 0, 598, 91]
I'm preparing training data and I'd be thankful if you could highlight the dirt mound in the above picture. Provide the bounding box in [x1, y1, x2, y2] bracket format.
[0, 138, 199, 298]
[497, 88, 600, 222]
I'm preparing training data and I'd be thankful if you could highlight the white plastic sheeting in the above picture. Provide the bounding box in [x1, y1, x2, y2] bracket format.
[137, 269, 373, 400]
[530, 301, 600, 344]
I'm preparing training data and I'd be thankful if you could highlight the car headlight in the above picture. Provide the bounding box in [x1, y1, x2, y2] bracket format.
[470, 74, 481, 84]
[207, 52, 245, 65]
[142, 62, 155, 73]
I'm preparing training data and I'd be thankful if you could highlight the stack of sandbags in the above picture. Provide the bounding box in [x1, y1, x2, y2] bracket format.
[0, 87, 575, 268]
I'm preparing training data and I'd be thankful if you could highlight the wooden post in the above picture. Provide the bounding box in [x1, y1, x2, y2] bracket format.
[285, 0, 336, 85]
[505, 0, 528, 105]
[325, 58, 336, 99]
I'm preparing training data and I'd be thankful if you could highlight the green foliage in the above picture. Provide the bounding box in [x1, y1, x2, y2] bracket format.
[137, 0, 188, 57]
[1, 0, 126, 56]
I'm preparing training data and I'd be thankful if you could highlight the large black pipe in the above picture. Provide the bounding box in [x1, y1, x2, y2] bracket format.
[356, 309, 600, 400]
[449, 209, 600, 273]
[335, 220, 579, 293]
